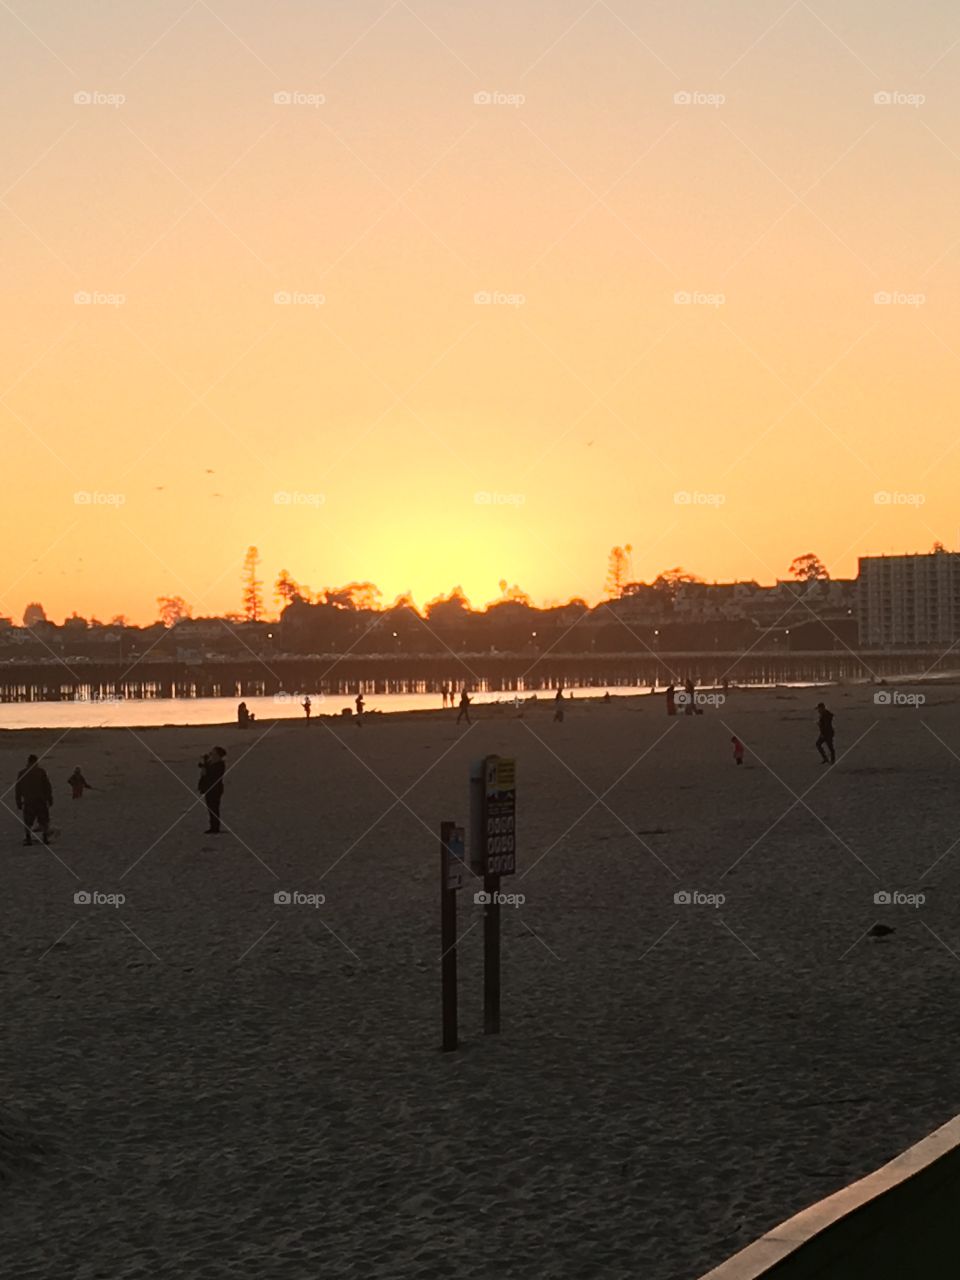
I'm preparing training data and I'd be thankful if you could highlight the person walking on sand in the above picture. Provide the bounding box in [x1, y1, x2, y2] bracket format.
[815, 702, 836, 764]
[456, 688, 471, 725]
[198, 746, 227, 834]
[67, 767, 95, 799]
[441, 683, 449, 709]
[302, 695, 312, 722]
[665, 683, 676, 716]
[731, 736, 745, 766]
[355, 690, 365, 726]
[553, 687, 565, 722]
[15, 754, 53, 846]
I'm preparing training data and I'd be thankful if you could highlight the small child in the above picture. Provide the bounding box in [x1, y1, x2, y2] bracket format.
[68, 767, 94, 799]
[731, 736, 745, 766]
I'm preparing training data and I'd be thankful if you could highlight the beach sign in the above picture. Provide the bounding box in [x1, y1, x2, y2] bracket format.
[482, 754, 516, 877]
[444, 825, 467, 890]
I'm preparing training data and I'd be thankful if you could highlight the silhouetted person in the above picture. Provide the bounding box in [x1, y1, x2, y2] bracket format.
[15, 754, 52, 846]
[237, 701, 251, 728]
[68, 767, 94, 799]
[731, 736, 745, 766]
[441, 683, 449, 709]
[684, 677, 696, 716]
[355, 691, 365, 725]
[457, 689, 471, 725]
[302, 696, 312, 722]
[603, 691, 611, 703]
[665, 684, 676, 716]
[554, 687, 565, 722]
[816, 702, 836, 764]
[198, 747, 227, 834]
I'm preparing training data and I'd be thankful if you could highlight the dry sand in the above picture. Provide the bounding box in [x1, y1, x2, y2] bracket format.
[1, 684, 959, 1278]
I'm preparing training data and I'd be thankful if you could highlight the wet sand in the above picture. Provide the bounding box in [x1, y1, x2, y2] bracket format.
[1, 684, 959, 1278]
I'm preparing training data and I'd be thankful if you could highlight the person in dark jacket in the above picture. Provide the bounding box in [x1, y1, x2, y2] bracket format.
[816, 703, 836, 764]
[15, 754, 53, 846]
[198, 747, 227, 834]
[68, 767, 95, 799]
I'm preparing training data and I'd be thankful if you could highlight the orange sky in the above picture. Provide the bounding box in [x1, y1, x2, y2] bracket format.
[2, 1, 959, 623]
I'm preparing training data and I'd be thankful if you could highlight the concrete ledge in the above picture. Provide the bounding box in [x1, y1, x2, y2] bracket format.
[699, 1113, 960, 1278]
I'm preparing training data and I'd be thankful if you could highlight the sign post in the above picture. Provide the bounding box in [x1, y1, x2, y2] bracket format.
[440, 822, 465, 1052]
[471, 756, 516, 1035]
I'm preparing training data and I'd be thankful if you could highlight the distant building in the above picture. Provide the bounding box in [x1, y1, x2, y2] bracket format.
[858, 551, 960, 646]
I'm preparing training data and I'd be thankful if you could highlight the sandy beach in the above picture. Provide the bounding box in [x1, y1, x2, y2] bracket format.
[2, 684, 960, 1278]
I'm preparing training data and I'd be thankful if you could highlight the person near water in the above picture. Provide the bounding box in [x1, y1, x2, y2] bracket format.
[68, 767, 95, 799]
[237, 701, 253, 728]
[355, 691, 365, 726]
[15, 754, 53, 846]
[456, 689, 471, 725]
[603, 691, 611, 703]
[441, 683, 449, 709]
[683, 677, 696, 716]
[198, 747, 227, 834]
[665, 684, 676, 716]
[554, 687, 565, 722]
[731, 736, 745, 766]
[302, 696, 312, 722]
[816, 702, 836, 764]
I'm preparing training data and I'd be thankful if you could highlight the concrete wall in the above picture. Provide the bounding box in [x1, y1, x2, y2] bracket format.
[699, 1114, 960, 1279]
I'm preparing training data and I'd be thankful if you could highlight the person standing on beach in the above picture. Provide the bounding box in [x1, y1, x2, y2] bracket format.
[355, 691, 365, 726]
[441, 683, 449, 709]
[815, 702, 836, 764]
[302, 695, 312, 722]
[198, 747, 227, 834]
[731, 736, 745, 766]
[684, 677, 696, 716]
[15, 754, 53, 846]
[553, 687, 565, 722]
[457, 689, 471, 725]
[665, 684, 676, 716]
[67, 767, 95, 799]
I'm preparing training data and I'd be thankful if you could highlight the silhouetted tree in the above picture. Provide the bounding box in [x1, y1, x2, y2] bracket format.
[605, 545, 632, 598]
[932, 541, 946, 553]
[275, 569, 307, 610]
[157, 596, 191, 627]
[242, 546, 264, 621]
[425, 587, 471, 623]
[789, 553, 829, 582]
[320, 582, 381, 611]
[23, 602, 46, 627]
[651, 567, 703, 602]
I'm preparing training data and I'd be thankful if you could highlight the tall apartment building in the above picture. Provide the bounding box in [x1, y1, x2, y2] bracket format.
[857, 552, 960, 646]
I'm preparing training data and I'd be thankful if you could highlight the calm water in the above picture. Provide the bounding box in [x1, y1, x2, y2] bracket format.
[0, 686, 658, 732]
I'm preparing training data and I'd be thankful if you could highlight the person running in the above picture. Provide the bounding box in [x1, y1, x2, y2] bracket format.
[15, 754, 53, 846]
[456, 689, 471, 725]
[665, 684, 677, 716]
[355, 691, 365, 726]
[731, 736, 745, 766]
[67, 767, 95, 799]
[553, 687, 565, 722]
[198, 747, 227, 834]
[302, 696, 312, 722]
[816, 702, 836, 764]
